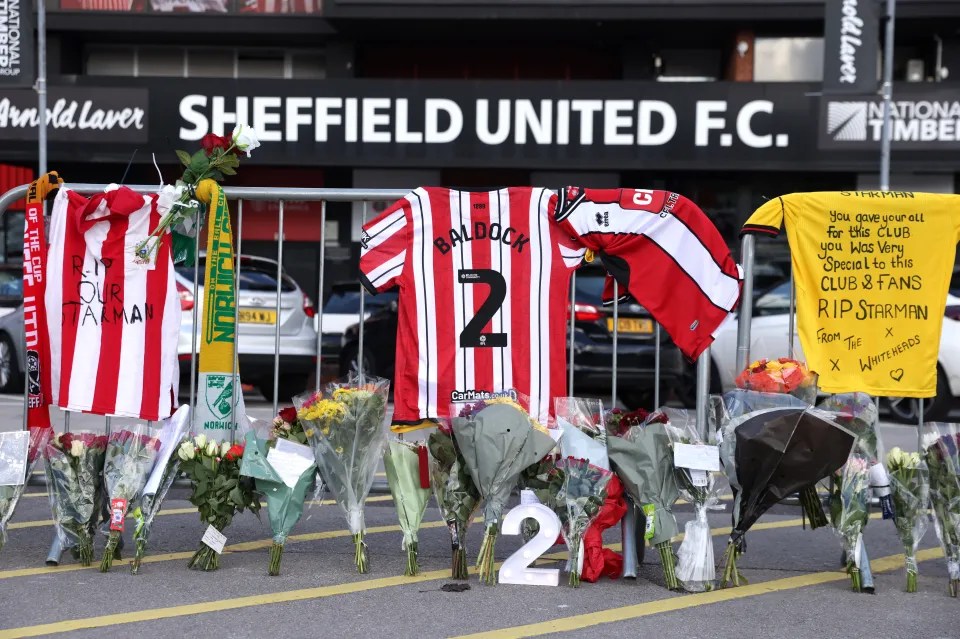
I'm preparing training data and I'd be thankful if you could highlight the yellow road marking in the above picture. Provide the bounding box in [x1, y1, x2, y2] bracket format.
[0, 540, 941, 639]
[17, 493, 47, 499]
[6, 494, 395, 531]
[449, 547, 944, 639]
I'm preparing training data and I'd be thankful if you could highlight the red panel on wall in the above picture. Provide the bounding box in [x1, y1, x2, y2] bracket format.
[0, 165, 33, 211]
[229, 166, 325, 242]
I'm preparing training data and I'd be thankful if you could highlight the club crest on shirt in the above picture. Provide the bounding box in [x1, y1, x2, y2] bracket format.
[360, 230, 372, 250]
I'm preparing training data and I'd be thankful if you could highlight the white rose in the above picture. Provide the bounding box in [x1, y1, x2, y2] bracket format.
[70, 440, 84, 458]
[887, 447, 903, 468]
[177, 442, 195, 461]
[231, 123, 261, 157]
[156, 183, 185, 217]
[221, 441, 231, 457]
[206, 441, 218, 457]
[195, 434, 207, 450]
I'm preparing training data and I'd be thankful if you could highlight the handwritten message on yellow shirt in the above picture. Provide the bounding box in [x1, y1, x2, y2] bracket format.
[742, 191, 960, 398]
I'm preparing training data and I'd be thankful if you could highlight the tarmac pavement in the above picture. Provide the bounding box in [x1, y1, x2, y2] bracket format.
[0, 394, 957, 639]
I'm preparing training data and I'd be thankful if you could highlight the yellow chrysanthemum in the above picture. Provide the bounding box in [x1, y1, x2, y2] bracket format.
[298, 399, 346, 423]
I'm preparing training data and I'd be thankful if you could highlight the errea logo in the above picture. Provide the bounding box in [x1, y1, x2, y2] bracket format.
[826, 101, 868, 141]
[595, 211, 609, 227]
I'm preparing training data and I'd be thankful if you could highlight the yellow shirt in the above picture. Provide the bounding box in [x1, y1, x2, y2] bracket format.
[742, 191, 960, 398]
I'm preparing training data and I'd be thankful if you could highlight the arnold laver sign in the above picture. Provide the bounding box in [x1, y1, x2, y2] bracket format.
[0, 88, 148, 142]
[822, 0, 879, 94]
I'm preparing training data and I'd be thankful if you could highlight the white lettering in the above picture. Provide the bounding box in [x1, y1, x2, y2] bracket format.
[253, 96, 282, 142]
[637, 100, 676, 146]
[394, 98, 423, 143]
[361, 97, 391, 143]
[514, 99, 552, 145]
[476, 99, 510, 145]
[211, 96, 246, 137]
[695, 100, 727, 146]
[603, 99, 634, 145]
[179, 95, 208, 141]
[284, 97, 313, 142]
[736, 100, 773, 148]
[424, 98, 462, 143]
[314, 97, 342, 142]
[570, 99, 602, 145]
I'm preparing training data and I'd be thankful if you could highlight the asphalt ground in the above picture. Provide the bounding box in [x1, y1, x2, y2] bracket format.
[0, 394, 957, 639]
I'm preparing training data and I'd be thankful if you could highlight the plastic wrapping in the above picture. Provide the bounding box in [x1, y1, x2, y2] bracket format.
[734, 357, 819, 404]
[555, 457, 612, 587]
[827, 453, 872, 592]
[131, 406, 192, 574]
[177, 417, 260, 572]
[98, 424, 163, 571]
[606, 412, 681, 591]
[451, 392, 557, 585]
[922, 422, 960, 597]
[427, 427, 481, 580]
[715, 392, 855, 588]
[661, 407, 726, 592]
[383, 439, 431, 576]
[886, 447, 930, 592]
[295, 373, 390, 574]
[0, 429, 50, 552]
[44, 431, 108, 566]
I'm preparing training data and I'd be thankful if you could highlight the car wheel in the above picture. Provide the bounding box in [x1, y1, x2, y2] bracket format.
[0, 333, 22, 394]
[259, 375, 309, 405]
[886, 365, 953, 423]
[339, 345, 376, 379]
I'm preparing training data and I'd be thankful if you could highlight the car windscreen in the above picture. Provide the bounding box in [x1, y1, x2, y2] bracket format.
[324, 288, 398, 313]
[0, 269, 22, 299]
[574, 273, 605, 304]
[176, 261, 297, 292]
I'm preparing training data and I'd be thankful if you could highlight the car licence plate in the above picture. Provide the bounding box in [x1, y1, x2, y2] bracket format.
[606, 317, 654, 334]
[238, 309, 277, 324]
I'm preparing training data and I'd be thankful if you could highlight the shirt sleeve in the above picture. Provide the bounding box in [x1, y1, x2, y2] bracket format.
[359, 197, 409, 295]
[740, 196, 787, 237]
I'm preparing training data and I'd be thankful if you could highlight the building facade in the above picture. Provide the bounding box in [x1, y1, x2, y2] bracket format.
[0, 0, 959, 295]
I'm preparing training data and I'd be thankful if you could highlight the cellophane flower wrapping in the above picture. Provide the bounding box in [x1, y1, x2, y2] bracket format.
[452, 393, 557, 585]
[922, 422, 960, 597]
[886, 447, 930, 592]
[99, 425, 162, 571]
[295, 373, 390, 574]
[131, 405, 192, 574]
[178, 423, 261, 572]
[240, 410, 316, 576]
[555, 457, 612, 587]
[44, 431, 107, 566]
[827, 454, 871, 592]
[661, 408, 726, 592]
[428, 424, 481, 580]
[0, 428, 50, 552]
[516, 452, 562, 542]
[606, 409, 681, 591]
[735, 357, 819, 403]
[383, 439, 431, 576]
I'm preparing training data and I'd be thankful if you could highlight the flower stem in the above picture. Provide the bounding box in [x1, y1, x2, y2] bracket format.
[849, 565, 862, 592]
[906, 570, 917, 593]
[268, 542, 284, 576]
[130, 538, 147, 575]
[452, 544, 468, 580]
[656, 540, 680, 591]
[353, 531, 367, 574]
[568, 537, 581, 588]
[950, 578, 959, 598]
[798, 485, 828, 529]
[476, 525, 498, 585]
[99, 531, 122, 572]
[405, 541, 419, 577]
[719, 542, 748, 588]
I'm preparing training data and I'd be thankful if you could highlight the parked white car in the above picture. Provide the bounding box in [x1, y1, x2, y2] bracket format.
[710, 280, 960, 422]
[174, 254, 318, 403]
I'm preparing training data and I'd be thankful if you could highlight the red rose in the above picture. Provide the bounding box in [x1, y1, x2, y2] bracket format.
[225, 444, 245, 461]
[200, 133, 231, 156]
[279, 407, 297, 424]
[59, 432, 73, 451]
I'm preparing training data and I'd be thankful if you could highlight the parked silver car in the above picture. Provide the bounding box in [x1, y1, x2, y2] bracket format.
[0, 254, 318, 405]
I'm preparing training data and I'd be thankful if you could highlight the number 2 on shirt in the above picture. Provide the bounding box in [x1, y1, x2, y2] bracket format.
[458, 269, 508, 348]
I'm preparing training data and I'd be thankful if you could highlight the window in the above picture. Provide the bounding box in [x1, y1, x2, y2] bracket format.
[753, 38, 824, 82]
[187, 48, 235, 78]
[84, 46, 325, 79]
[238, 53, 284, 79]
[291, 53, 326, 80]
[86, 47, 135, 76]
[655, 49, 721, 82]
[138, 47, 185, 77]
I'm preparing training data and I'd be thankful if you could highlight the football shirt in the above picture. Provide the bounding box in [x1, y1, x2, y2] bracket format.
[360, 187, 585, 425]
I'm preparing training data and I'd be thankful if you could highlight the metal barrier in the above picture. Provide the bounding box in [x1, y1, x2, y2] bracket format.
[0, 181, 712, 565]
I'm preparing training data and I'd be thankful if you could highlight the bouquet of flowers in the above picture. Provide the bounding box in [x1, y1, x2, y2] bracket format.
[0, 429, 50, 553]
[295, 374, 390, 574]
[428, 421, 482, 580]
[131, 406, 192, 574]
[518, 452, 563, 541]
[886, 446, 930, 592]
[606, 409, 682, 591]
[137, 124, 260, 265]
[240, 408, 317, 576]
[99, 426, 162, 571]
[555, 457, 612, 587]
[383, 440, 431, 576]
[923, 422, 960, 597]
[452, 394, 556, 585]
[827, 454, 872, 592]
[735, 357, 818, 402]
[177, 433, 261, 571]
[44, 431, 108, 566]
[661, 408, 726, 592]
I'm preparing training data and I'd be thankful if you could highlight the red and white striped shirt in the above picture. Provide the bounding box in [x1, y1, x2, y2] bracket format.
[554, 187, 742, 360]
[45, 186, 181, 421]
[360, 187, 585, 425]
